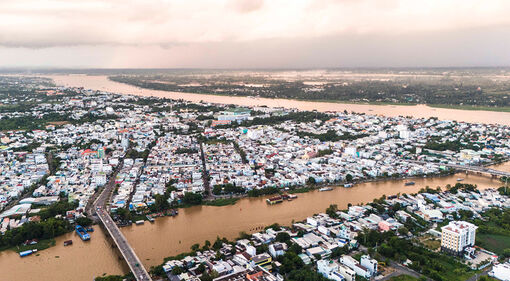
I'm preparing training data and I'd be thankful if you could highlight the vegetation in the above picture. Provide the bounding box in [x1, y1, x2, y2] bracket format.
[182, 192, 203, 205]
[247, 186, 279, 197]
[0, 218, 71, 250]
[204, 198, 239, 206]
[110, 71, 510, 109]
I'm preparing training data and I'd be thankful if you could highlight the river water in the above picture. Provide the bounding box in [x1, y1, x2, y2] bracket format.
[2, 75, 510, 281]
[49, 74, 510, 126]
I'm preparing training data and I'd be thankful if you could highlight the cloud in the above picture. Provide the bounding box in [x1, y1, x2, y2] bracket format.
[1, 0, 510, 48]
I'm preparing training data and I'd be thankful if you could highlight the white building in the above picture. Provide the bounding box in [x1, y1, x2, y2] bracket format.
[360, 255, 378, 276]
[340, 255, 371, 278]
[489, 262, 510, 281]
[441, 221, 477, 255]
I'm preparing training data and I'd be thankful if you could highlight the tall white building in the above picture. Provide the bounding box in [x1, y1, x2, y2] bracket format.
[360, 255, 378, 276]
[441, 221, 477, 255]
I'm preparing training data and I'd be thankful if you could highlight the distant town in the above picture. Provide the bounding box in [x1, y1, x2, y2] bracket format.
[0, 75, 510, 281]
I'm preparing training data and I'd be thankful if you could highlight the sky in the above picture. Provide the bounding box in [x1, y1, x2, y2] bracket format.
[1, 0, 510, 68]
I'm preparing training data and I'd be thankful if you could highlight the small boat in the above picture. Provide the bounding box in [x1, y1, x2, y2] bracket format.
[288, 194, 298, 201]
[86, 227, 94, 232]
[146, 215, 155, 223]
[404, 181, 415, 186]
[266, 196, 283, 205]
[19, 249, 37, 257]
[75, 225, 90, 241]
[344, 183, 353, 188]
[457, 178, 464, 182]
[319, 187, 333, 192]
[135, 220, 144, 225]
[64, 240, 73, 246]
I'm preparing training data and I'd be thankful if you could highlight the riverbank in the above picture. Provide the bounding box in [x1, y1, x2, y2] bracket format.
[0, 238, 56, 254]
[120, 164, 486, 224]
[141, 183, 501, 281]
[107, 76, 510, 113]
[48, 75, 510, 126]
[1, 167, 506, 281]
[429, 104, 510, 113]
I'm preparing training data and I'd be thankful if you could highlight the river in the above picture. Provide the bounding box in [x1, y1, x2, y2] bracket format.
[2, 75, 510, 281]
[48, 74, 510, 126]
[2, 162, 509, 281]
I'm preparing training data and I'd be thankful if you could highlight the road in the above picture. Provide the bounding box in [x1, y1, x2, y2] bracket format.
[378, 261, 430, 281]
[92, 157, 152, 281]
[96, 208, 151, 281]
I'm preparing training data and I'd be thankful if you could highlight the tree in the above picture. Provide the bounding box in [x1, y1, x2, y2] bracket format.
[115, 207, 131, 221]
[326, 204, 339, 218]
[307, 177, 316, 185]
[182, 192, 203, 205]
[191, 243, 200, 251]
[171, 266, 183, 275]
[398, 226, 409, 236]
[346, 174, 353, 182]
[275, 232, 291, 243]
[75, 217, 93, 227]
[152, 194, 170, 212]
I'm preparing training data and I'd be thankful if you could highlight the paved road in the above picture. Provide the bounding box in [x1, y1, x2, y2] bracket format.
[96, 208, 151, 281]
[378, 262, 430, 281]
[92, 158, 152, 281]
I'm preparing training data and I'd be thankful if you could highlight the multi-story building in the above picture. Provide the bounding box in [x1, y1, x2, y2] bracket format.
[441, 221, 477, 255]
[360, 255, 378, 276]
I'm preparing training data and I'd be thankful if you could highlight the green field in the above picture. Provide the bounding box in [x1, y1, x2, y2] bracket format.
[389, 275, 420, 281]
[12, 238, 56, 253]
[204, 198, 239, 206]
[477, 233, 510, 255]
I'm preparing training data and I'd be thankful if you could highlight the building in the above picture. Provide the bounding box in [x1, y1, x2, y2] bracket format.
[338, 264, 356, 281]
[339, 255, 371, 278]
[251, 253, 272, 270]
[360, 255, 378, 276]
[489, 262, 510, 281]
[441, 221, 477, 256]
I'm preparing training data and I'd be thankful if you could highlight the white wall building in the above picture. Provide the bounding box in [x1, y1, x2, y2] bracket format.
[441, 221, 477, 255]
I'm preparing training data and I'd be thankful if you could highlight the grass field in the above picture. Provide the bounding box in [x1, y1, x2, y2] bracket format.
[389, 275, 420, 281]
[477, 233, 510, 255]
[12, 238, 56, 253]
[204, 198, 239, 206]
[422, 238, 441, 250]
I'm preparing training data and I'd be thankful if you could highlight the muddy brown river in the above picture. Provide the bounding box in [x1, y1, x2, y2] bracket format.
[2, 75, 509, 281]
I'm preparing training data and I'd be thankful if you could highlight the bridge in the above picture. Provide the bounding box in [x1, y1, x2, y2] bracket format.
[96, 208, 151, 281]
[92, 158, 152, 281]
[412, 160, 510, 178]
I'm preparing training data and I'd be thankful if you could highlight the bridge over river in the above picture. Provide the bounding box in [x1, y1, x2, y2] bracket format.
[92, 159, 152, 281]
[411, 160, 510, 178]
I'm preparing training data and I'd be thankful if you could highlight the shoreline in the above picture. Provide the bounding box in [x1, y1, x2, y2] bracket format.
[130, 161, 508, 223]
[107, 76, 510, 113]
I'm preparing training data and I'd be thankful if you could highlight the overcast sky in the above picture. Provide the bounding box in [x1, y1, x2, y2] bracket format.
[1, 0, 510, 68]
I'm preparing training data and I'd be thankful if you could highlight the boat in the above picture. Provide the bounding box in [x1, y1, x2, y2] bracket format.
[404, 181, 415, 186]
[457, 178, 464, 182]
[344, 183, 353, 188]
[287, 194, 298, 201]
[146, 215, 155, 222]
[135, 220, 144, 225]
[86, 227, 94, 232]
[75, 225, 91, 241]
[319, 187, 333, 192]
[19, 249, 37, 257]
[63, 240, 73, 246]
[266, 196, 283, 205]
